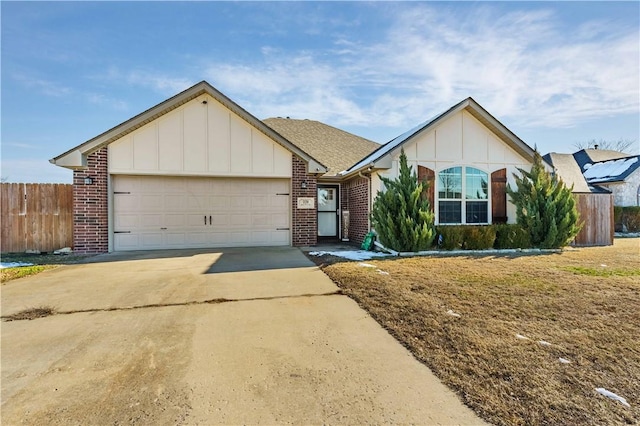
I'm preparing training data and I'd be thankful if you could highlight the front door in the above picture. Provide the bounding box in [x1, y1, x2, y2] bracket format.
[317, 186, 339, 237]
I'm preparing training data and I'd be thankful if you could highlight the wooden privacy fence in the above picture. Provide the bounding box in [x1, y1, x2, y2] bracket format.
[573, 192, 614, 247]
[1, 183, 73, 253]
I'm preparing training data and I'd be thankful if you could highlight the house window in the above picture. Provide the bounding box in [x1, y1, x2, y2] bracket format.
[438, 167, 488, 224]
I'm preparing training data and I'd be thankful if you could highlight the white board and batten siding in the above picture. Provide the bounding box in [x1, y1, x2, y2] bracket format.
[373, 110, 534, 223]
[107, 95, 292, 251]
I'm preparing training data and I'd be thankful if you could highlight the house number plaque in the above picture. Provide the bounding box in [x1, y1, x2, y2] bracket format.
[297, 197, 315, 209]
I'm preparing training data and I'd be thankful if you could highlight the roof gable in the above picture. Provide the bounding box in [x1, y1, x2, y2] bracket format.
[263, 118, 379, 177]
[341, 97, 538, 176]
[50, 81, 327, 174]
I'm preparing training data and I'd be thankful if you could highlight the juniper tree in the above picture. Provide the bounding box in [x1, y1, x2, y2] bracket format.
[507, 152, 581, 248]
[370, 149, 435, 251]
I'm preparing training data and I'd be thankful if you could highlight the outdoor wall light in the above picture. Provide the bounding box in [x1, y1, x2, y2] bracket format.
[84, 177, 93, 185]
[300, 181, 307, 189]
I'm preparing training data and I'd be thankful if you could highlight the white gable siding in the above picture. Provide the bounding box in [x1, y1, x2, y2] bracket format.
[375, 110, 535, 224]
[108, 94, 292, 178]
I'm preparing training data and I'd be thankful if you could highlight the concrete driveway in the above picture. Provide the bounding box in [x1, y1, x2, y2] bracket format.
[1, 247, 486, 425]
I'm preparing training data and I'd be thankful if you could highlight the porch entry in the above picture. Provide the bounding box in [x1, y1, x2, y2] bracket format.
[317, 185, 339, 238]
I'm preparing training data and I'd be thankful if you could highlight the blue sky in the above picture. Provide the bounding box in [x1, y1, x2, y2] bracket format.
[2, 1, 639, 183]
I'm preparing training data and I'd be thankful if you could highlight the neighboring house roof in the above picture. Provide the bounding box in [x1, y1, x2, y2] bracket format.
[543, 152, 610, 193]
[572, 149, 630, 171]
[543, 153, 592, 192]
[263, 118, 380, 177]
[340, 97, 539, 177]
[582, 155, 640, 184]
[50, 81, 327, 174]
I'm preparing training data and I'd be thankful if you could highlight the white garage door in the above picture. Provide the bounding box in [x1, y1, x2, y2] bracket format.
[112, 175, 290, 251]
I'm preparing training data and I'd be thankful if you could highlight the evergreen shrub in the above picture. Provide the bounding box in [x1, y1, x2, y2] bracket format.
[493, 224, 532, 249]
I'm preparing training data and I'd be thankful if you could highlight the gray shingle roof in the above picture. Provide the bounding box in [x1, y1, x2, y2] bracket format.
[263, 118, 380, 177]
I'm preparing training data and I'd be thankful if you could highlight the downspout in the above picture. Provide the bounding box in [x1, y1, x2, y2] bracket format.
[359, 170, 372, 231]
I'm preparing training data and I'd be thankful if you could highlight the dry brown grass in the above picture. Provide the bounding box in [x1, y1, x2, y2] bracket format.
[322, 239, 640, 425]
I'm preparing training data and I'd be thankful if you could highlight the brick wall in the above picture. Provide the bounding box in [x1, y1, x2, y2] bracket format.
[291, 155, 318, 246]
[73, 148, 109, 253]
[341, 175, 370, 245]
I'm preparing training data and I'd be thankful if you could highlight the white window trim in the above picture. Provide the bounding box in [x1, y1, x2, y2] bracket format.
[435, 166, 491, 225]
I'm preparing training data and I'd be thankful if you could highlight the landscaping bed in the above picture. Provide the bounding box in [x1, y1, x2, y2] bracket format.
[320, 238, 639, 425]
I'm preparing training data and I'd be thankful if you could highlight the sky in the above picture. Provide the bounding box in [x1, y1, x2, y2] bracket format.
[1, 1, 639, 183]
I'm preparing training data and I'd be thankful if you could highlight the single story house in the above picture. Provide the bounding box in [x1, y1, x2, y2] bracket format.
[51, 80, 542, 253]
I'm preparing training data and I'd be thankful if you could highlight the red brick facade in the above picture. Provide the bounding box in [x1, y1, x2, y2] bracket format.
[73, 148, 109, 253]
[291, 155, 318, 246]
[341, 175, 371, 245]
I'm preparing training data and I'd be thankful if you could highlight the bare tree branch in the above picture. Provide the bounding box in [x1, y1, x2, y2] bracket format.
[572, 138, 638, 154]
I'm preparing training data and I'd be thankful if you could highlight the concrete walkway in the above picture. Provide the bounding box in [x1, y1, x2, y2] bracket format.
[1, 247, 486, 425]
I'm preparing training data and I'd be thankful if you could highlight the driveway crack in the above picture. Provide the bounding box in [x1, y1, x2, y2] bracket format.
[2, 290, 343, 322]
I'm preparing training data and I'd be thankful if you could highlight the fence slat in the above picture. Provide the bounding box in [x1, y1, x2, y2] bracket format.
[1, 183, 73, 253]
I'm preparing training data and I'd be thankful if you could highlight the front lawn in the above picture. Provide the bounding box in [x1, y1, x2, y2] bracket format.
[0, 252, 92, 283]
[321, 239, 639, 425]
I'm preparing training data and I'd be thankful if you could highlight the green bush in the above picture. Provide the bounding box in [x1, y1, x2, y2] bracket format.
[371, 149, 435, 251]
[436, 225, 497, 250]
[622, 206, 640, 232]
[436, 226, 465, 250]
[494, 224, 532, 249]
[614, 206, 623, 232]
[507, 152, 581, 248]
[462, 226, 496, 250]
[615, 206, 640, 233]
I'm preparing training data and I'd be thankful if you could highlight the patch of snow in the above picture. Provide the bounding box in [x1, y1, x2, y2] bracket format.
[559, 358, 571, 364]
[584, 156, 638, 182]
[538, 340, 552, 346]
[596, 388, 630, 408]
[446, 309, 461, 317]
[358, 262, 377, 268]
[0, 262, 34, 269]
[515, 334, 529, 340]
[308, 250, 391, 261]
[600, 264, 607, 268]
[377, 270, 389, 275]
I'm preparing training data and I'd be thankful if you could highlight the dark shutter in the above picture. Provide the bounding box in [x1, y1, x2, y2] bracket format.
[418, 166, 435, 213]
[491, 168, 507, 223]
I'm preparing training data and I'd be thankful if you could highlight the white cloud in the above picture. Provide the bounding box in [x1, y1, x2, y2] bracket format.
[13, 75, 71, 97]
[200, 4, 639, 135]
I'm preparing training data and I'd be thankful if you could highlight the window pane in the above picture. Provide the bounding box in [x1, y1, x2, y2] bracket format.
[438, 167, 462, 199]
[465, 167, 488, 200]
[439, 201, 461, 223]
[466, 201, 488, 223]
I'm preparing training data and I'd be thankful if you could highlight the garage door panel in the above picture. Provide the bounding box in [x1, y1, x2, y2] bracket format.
[141, 195, 163, 209]
[165, 214, 185, 227]
[141, 233, 163, 247]
[115, 214, 139, 228]
[231, 215, 250, 226]
[113, 175, 290, 251]
[114, 233, 139, 250]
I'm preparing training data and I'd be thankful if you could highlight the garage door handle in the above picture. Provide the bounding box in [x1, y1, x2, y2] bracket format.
[209, 215, 212, 225]
[204, 215, 206, 225]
